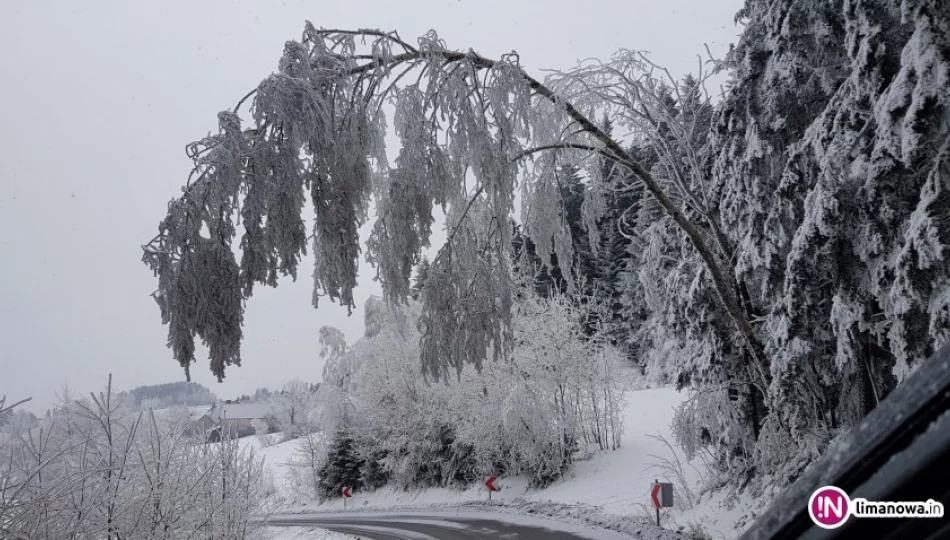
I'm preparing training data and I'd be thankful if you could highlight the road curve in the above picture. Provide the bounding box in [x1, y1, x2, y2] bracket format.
[264, 511, 642, 540]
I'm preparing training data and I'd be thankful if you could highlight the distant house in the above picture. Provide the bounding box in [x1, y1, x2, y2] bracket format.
[146, 405, 215, 440]
[185, 413, 215, 439]
[206, 401, 274, 441]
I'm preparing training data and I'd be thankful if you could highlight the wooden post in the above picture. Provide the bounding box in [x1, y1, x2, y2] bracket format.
[655, 479, 660, 527]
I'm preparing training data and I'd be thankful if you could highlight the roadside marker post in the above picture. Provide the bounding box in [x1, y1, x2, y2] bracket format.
[342, 486, 353, 508]
[485, 475, 500, 500]
[651, 479, 673, 527]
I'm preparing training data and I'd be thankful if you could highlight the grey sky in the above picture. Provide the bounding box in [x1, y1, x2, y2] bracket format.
[0, 0, 742, 413]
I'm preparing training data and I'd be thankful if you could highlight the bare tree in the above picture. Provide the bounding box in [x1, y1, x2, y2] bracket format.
[271, 379, 315, 437]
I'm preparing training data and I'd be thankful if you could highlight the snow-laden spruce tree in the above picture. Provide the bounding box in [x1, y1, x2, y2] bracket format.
[669, 0, 950, 481]
[142, 25, 769, 387]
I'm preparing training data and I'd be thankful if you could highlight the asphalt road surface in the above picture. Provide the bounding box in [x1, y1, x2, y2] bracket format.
[265, 512, 634, 540]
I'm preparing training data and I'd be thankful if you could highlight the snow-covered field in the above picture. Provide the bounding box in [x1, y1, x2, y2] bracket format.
[249, 387, 766, 539]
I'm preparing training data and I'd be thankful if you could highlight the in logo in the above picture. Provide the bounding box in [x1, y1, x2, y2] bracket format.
[808, 486, 850, 529]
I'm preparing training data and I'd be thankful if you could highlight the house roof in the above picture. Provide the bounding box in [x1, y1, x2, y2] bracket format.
[211, 402, 273, 421]
[187, 405, 212, 419]
[150, 405, 212, 420]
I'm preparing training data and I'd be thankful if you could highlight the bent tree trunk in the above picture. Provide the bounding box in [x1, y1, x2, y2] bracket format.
[343, 44, 773, 389]
[143, 28, 771, 391]
[446, 49, 772, 388]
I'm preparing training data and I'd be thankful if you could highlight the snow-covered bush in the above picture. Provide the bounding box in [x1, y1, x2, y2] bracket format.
[285, 433, 326, 502]
[0, 379, 267, 540]
[307, 286, 627, 496]
[252, 418, 273, 447]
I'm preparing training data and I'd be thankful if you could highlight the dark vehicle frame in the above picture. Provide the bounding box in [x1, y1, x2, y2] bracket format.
[741, 344, 950, 540]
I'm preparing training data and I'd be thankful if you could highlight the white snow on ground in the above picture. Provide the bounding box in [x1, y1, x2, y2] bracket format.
[672, 480, 788, 539]
[262, 526, 356, 540]
[249, 433, 301, 493]
[247, 387, 764, 539]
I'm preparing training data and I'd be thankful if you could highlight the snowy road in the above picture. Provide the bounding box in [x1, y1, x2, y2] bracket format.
[263, 511, 648, 540]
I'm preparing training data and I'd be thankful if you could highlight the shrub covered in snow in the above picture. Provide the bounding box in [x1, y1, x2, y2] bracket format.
[304, 285, 627, 496]
[0, 380, 269, 540]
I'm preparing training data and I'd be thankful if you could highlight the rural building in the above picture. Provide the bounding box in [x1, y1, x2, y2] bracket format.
[206, 401, 274, 441]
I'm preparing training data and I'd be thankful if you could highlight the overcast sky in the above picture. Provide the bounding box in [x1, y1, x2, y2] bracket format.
[0, 0, 742, 413]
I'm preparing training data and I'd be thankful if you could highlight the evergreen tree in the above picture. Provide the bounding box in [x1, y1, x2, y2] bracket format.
[317, 429, 364, 499]
[590, 116, 643, 360]
[657, 0, 950, 483]
[359, 448, 391, 490]
[512, 164, 595, 299]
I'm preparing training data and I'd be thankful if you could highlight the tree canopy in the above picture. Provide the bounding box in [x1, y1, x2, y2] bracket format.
[143, 25, 759, 383]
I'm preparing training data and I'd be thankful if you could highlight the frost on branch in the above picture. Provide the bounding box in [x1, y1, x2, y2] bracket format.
[144, 24, 615, 381]
[418, 200, 514, 381]
[366, 88, 455, 305]
[319, 326, 351, 390]
[144, 112, 247, 381]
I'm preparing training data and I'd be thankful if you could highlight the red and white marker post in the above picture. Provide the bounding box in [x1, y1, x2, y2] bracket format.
[650, 479, 674, 527]
[342, 486, 353, 508]
[485, 475, 500, 500]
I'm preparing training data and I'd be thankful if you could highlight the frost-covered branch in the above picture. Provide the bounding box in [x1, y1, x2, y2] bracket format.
[143, 25, 769, 387]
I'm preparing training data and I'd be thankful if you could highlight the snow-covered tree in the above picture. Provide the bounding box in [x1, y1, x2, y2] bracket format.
[271, 378, 316, 437]
[319, 326, 354, 390]
[657, 0, 950, 484]
[0, 409, 38, 436]
[306, 284, 626, 493]
[252, 418, 272, 447]
[409, 257, 430, 300]
[142, 25, 768, 390]
[316, 429, 363, 500]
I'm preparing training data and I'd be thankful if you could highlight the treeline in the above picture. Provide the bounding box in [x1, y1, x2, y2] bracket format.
[119, 381, 216, 409]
